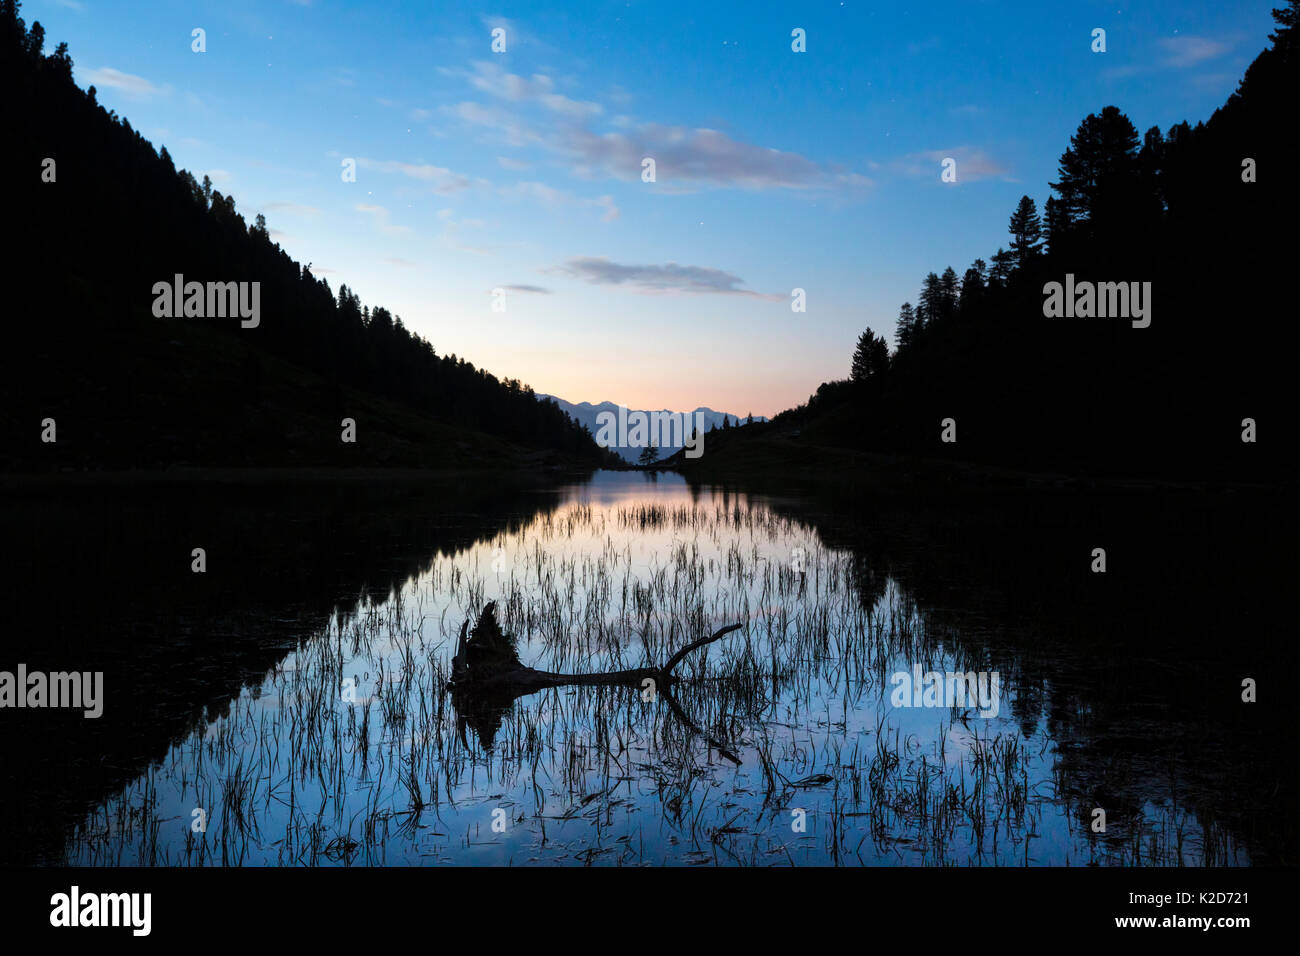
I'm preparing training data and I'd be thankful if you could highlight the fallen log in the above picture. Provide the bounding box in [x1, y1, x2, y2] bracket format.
[449, 602, 743, 692]
[447, 603, 744, 759]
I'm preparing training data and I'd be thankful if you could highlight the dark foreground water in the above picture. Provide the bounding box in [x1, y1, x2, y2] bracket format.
[1, 470, 1293, 865]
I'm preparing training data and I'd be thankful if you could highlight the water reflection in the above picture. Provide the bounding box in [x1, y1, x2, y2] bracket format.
[40, 470, 1271, 866]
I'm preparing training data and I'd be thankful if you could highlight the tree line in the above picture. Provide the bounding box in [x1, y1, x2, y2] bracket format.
[2, 0, 608, 468]
[808, 2, 1298, 480]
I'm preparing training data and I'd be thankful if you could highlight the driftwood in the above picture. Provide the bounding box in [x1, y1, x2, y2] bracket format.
[448, 603, 744, 761]
[450, 602, 742, 691]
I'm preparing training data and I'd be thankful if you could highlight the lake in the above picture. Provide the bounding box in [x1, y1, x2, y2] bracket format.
[2, 469, 1290, 866]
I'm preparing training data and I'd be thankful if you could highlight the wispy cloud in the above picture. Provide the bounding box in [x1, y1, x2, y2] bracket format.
[436, 207, 485, 228]
[1104, 34, 1235, 81]
[355, 203, 412, 236]
[356, 157, 474, 194]
[554, 257, 782, 299]
[561, 124, 868, 191]
[1158, 35, 1231, 68]
[890, 146, 1010, 183]
[262, 202, 321, 216]
[500, 181, 619, 222]
[1100, 64, 1144, 80]
[464, 61, 603, 119]
[445, 101, 543, 146]
[433, 208, 490, 256]
[497, 284, 550, 294]
[446, 63, 868, 193]
[1190, 71, 1238, 92]
[79, 66, 166, 97]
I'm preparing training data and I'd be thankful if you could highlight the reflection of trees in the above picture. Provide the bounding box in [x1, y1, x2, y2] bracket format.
[0, 475, 577, 865]
[691, 476, 1296, 864]
[848, 544, 889, 611]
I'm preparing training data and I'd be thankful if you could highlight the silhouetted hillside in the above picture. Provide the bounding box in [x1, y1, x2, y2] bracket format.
[684, 3, 1298, 484]
[1, 2, 610, 471]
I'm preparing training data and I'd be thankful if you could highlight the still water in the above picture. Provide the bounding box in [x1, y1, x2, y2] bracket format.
[53, 471, 1255, 866]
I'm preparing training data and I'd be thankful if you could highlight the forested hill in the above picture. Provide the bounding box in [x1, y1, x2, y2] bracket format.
[681, 3, 1299, 484]
[1, 2, 607, 472]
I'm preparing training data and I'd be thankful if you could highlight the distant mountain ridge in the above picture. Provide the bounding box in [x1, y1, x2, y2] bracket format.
[539, 395, 767, 462]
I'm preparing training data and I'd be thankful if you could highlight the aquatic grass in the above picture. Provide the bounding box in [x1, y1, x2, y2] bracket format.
[58, 487, 1244, 867]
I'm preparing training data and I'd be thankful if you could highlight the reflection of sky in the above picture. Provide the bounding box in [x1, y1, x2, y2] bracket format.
[65, 471, 1242, 866]
[550, 468, 694, 507]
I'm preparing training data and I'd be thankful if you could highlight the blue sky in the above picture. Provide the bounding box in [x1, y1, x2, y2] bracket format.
[36, 0, 1275, 416]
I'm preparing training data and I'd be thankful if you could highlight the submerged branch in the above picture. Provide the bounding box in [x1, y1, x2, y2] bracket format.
[448, 603, 746, 758]
[450, 613, 743, 692]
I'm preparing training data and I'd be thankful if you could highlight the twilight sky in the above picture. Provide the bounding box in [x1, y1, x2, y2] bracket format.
[38, 0, 1273, 417]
